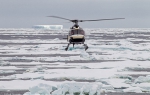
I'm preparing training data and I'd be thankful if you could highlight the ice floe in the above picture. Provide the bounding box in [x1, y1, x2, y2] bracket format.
[0, 61, 10, 66]
[24, 83, 57, 95]
[52, 82, 102, 95]
[134, 75, 150, 83]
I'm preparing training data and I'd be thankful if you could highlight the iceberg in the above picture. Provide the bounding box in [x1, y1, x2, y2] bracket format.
[33, 25, 63, 30]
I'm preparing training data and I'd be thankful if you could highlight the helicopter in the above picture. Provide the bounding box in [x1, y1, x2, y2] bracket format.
[48, 16, 124, 51]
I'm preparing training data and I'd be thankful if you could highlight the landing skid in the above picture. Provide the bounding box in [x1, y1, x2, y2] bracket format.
[65, 43, 88, 51]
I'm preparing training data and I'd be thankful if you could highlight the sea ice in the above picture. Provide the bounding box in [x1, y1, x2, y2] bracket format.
[52, 82, 102, 95]
[0, 70, 16, 74]
[134, 75, 150, 83]
[123, 87, 143, 93]
[133, 83, 150, 92]
[0, 61, 10, 66]
[99, 78, 131, 89]
[25, 83, 57, 95]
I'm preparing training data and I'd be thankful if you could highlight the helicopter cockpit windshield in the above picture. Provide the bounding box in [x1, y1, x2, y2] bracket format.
[70, 29, 84, 35]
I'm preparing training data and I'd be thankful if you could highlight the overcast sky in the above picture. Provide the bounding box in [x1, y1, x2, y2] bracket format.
[0, 0, 150, 28]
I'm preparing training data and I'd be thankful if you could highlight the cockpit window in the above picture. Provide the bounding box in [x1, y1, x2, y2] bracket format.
[70, 29, 84, 35]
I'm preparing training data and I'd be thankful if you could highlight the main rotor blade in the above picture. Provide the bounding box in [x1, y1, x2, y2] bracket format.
[47, 16, 71, 21]
[47, 16, 125, 23]
[79, 18, 125, 22]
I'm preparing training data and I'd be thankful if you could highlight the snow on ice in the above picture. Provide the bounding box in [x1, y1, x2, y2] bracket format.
[1, 28, 150, 94]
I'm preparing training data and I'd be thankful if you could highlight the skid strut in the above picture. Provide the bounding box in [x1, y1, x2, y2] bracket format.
[65, 43, 70, 51]
[84, 44, 88, 51]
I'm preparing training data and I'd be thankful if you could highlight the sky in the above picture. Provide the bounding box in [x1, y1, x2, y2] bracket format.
[0, 0, 150, 28]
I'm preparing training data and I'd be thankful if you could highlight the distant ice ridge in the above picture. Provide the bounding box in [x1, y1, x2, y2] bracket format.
[32, 25, 63, 30]
[24, 82, 102, 95]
